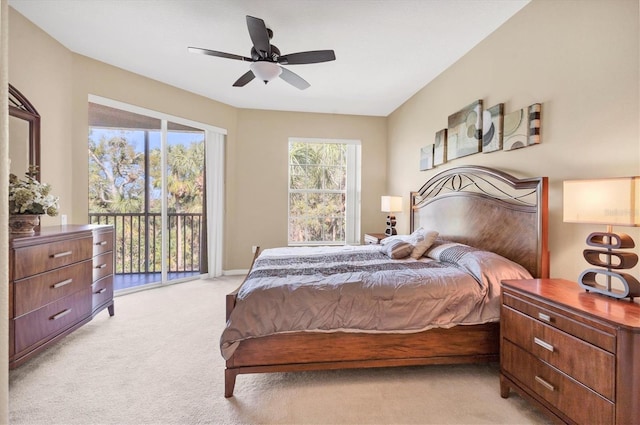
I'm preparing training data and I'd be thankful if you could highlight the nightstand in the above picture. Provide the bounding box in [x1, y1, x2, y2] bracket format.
[364, 233, 388, 245]
[500, 278, 640, 425]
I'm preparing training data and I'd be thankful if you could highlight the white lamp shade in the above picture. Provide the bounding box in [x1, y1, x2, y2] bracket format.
[381, 196, 403, 213]
[250, 61, 282, 82]
[563, 177, 640, 226]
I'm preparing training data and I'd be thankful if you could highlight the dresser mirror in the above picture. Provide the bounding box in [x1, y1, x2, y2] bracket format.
[9, 83, 40, 181]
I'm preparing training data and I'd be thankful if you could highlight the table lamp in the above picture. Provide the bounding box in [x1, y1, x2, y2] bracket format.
[563, 177, 640, 300]
[381, 195, 403, 236]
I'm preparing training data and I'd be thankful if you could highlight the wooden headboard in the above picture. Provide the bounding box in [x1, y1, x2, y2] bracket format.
[410, 166, 549, 278]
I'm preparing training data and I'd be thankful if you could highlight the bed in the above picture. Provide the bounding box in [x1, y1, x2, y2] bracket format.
[222, 165, 549, 397]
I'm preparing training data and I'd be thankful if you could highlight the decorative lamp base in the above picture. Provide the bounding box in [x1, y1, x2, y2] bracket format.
[578, 269, 640, 299]
[384, 215, 397, 236]
[580, 231, 639, 301]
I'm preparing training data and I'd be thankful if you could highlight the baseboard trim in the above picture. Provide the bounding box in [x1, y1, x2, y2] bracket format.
[222, 269, 249, 276]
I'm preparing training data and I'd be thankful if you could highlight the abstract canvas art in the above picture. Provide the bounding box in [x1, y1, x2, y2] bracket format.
[528, 103, 541, 145]
[434, 128, 447, 166]
[503, 107, 528, 151]
[420, 144, 434, 171]
[447, 100, 483, 161]
[482, 103, 504, 153]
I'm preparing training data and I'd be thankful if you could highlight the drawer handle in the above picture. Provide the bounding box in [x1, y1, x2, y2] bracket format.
[538, 312, 552, 323]
[534, 337, 555, 352]
[50, 309, 72, 321]
[96, 288, 107, 294]
[51, 251, 72, 259]
[95, 264, 107, 269]
[535, 376, 555, 392]
[52, 278, 73, 289]
[95, 241, 107, 246]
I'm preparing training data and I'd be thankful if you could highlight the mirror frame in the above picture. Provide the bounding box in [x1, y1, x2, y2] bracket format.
[9, 83, 40, 181]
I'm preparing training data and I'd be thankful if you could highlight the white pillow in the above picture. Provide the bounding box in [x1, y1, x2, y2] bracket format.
[409, 230, 439, 259]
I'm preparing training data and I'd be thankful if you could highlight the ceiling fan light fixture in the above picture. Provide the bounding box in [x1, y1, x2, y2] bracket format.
[189, 15, 335, 89]
[250, 61, 282, 83]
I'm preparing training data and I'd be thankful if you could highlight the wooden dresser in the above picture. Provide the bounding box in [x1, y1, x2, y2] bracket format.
[500, 278, 640, 425]
[9, 224, 114, 368]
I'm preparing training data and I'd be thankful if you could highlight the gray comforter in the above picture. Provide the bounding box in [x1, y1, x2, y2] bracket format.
[220, 243, 532, 359]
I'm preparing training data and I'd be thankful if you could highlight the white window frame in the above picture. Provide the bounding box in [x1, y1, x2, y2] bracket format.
[287, 137, 361, 246]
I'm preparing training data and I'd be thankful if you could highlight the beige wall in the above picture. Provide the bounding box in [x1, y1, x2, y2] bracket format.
[388, 0, 640, 280]
[230, 109, 387, 268]
[8, 8, 73, 229]
[8, 7, 387, 272]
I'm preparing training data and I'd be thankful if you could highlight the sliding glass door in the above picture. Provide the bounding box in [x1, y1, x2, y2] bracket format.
[88, 103, 206, 291]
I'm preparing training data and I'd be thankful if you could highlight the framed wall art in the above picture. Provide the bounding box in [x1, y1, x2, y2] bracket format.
[528, 103, 541, 145]
[433, 128, 447, 166]
[503, 103, 542, 151]
[447, 100, 483, 161]
[503, 107, 528, 151]
[482, 103, 504, 153]
[420, 144, 434, 171]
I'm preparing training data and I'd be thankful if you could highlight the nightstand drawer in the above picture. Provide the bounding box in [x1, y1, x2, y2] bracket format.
[502, 339, 614, 425]
[364, 233, 387, 245]
[503, 291, 616, 352]
[502, 305, 615, 400]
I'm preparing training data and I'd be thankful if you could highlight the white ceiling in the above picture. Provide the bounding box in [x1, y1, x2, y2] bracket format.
[9, 0, 529, 117]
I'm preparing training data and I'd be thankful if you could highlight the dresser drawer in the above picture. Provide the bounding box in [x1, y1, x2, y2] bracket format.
[92, 275, 113, 312]
[13, 236, 93, 279]
[502, 339, 614, 425]
[93, 229, 114, 256]
[93, 252, 113, 282]
[13, 259, 92, 317]
[13, 288, 92, 354]
[503, 292, 616, 352]
[502, 305, 615, 400]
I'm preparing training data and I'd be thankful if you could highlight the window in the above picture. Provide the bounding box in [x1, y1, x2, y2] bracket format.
[288, 138, 361, 245]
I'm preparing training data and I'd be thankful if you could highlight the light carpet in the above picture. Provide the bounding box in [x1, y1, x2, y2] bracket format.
[9, 276, 550, 425]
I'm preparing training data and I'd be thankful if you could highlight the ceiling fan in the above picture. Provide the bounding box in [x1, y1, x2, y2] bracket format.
[188, 15, 336, 90]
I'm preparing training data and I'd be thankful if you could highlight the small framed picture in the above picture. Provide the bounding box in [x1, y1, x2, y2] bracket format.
[434, 128, 447, 166]
[482, 103, 504, 153]
[528, 103, 541, 145]
[420, 144, 434, 171]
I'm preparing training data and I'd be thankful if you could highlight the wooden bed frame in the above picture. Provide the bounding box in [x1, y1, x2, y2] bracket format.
[224, 166, 549, 397]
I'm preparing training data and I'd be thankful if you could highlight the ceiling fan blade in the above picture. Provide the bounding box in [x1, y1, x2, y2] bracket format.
[246, 15, 271, 59]
[278, 50, 336, 65]
[233, 70, 256, 87]
[188, 47, 252, 62]
[279, 67, 310, 90]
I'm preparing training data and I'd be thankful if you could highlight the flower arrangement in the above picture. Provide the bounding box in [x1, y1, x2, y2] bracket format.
[9, 167, 59, 216]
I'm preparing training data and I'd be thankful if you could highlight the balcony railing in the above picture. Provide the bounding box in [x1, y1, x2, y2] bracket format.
[89, 212, 204, 281]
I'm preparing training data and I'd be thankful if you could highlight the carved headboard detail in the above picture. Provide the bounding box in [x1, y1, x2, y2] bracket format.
[410, 166, 549, 278]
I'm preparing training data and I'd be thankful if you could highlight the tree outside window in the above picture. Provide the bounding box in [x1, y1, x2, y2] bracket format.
[288, 139, 360, 245]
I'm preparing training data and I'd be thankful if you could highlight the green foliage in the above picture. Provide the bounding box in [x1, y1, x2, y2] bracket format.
[88, 132, 146, 213]
[88, 129, 205, 275]
[289, 142, 347, 243]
